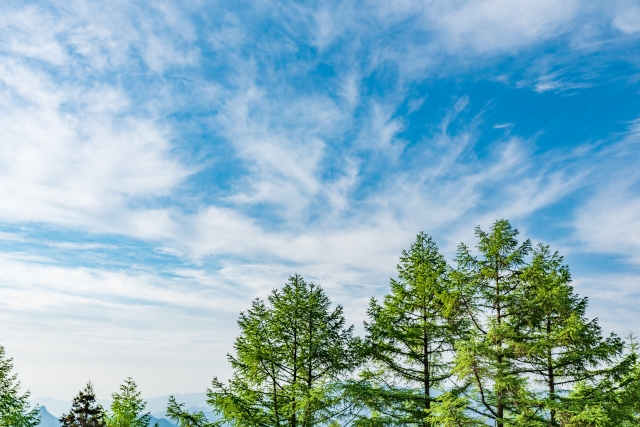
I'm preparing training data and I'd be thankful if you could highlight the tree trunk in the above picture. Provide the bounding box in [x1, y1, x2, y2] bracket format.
[423, 310, 431, 427]
[547, 318, 557, 427]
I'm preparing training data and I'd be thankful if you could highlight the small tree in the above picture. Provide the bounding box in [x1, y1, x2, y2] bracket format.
[0, 344, 40, 427]
[208, 274, 361, 426]
[107, 377, 155, 427]
[60, 382, 106, 427]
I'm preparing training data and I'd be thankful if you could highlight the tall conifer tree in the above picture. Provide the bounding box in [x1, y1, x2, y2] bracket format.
[0, 345, 40, 427]
[453, 219, 533, 427]
[558, 334, 640, 426]
[515, 245, 626, 426]
[207, 275, 361, 427]
[356, 232, 463, 426]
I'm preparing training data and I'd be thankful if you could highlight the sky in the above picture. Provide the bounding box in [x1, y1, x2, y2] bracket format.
[1, 0, 640, 402]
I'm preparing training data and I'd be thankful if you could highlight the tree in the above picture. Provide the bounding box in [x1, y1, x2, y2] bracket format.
[551, 333, 640, 427]
[208, 274, 361, 427]
[515, 245, 626, 426]
[453, 219, 534, 427]
[107, 377, 155, 427]
[166, 396, 214, 427]
[0, 344, 40, 427]
[60, 382, 107, 427]
[355, 232, 464, 426]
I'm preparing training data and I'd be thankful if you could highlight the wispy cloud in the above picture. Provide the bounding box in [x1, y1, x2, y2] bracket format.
[573, 120, 640, 264]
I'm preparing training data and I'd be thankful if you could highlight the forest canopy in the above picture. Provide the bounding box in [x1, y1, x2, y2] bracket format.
[3, 219, 639, 427]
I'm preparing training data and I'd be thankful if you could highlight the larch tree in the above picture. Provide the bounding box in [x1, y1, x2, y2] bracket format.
[207, 274, 361, 427]
[452, 219, 533, 427]
[559, 337, 640, 427]
[355, 232, 465, 426]
[515, 244, 626, 426]
[107, 377, 155, 427]
[0, 345, 40, 427]
[166, 396, 214, 427]
[60, 382, 107, 427]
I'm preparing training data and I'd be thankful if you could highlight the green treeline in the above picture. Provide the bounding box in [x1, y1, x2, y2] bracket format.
[1, 220, 639, 427]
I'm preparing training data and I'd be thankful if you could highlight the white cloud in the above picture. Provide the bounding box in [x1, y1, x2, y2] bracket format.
[0, 6, 68, 64]
[0, 47, 192, 233]
[573, 122, 640, 264]
[613, 1, 640, 34]
[0, 255, 242, 399]
[431, 0, 580, 54]
[573, 273, 640, 339]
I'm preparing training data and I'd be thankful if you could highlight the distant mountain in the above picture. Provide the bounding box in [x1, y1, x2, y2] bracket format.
[30, 396, 112, 418]
[37, 405, 176, 427]
[152, 406, 220, 423]
[30, 397, 71, 418]
[144, 392, 208, 414]
[38, 406, 60, 427]
[149, 415, 177, 427]
[31, 392, 212, 426]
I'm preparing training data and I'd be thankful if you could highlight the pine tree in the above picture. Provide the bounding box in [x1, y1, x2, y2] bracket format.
[356, 232, 464, 426]
[208, 274, 361, 427]
[107, 377, 155, 427]
[453, 219, 533, 427]
[60, 382, 107, 427]
[0, 344, 40, 427]
[515, 244, 626, 426]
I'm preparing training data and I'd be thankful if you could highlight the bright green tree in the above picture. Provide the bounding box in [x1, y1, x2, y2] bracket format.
[355, 232, 465, 426]
[60, 382, 106, 427]
[0, 345, 40, 427]
[556, 334, 640, 426]
[452, 219, 534, 427]
[515, 245, 626, 426]
[166, 396, 214, 427]
[207, 274, 361, 427]
[107, 377, 155, 427]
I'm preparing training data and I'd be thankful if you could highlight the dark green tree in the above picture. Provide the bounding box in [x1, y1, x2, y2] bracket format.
[515, 244, 626, 426]
[60, 382, 106, 427]
[0, 344, 40, 427]
[453, 219, 534, 427]
[207, 274, 361, 427]
[106, 377, 155, 427]
[355, 232, 464, 426]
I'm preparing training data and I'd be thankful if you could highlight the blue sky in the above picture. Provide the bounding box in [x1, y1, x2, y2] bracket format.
[1, 0, 640, 401]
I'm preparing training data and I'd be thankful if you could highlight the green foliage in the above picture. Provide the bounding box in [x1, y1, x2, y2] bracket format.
[166, 396, 214, 427]
[425, 391, 485, 427]
[60, 382, 107, 427]
[106, 377, 155, 427]
[515, 245, 626, 426]
[355, 232, 465, 426]
[453, 219, 534, 427]
[556, 334, 640, 427]
[208, 274, 361, 427]
[0, 344, 40, 427]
